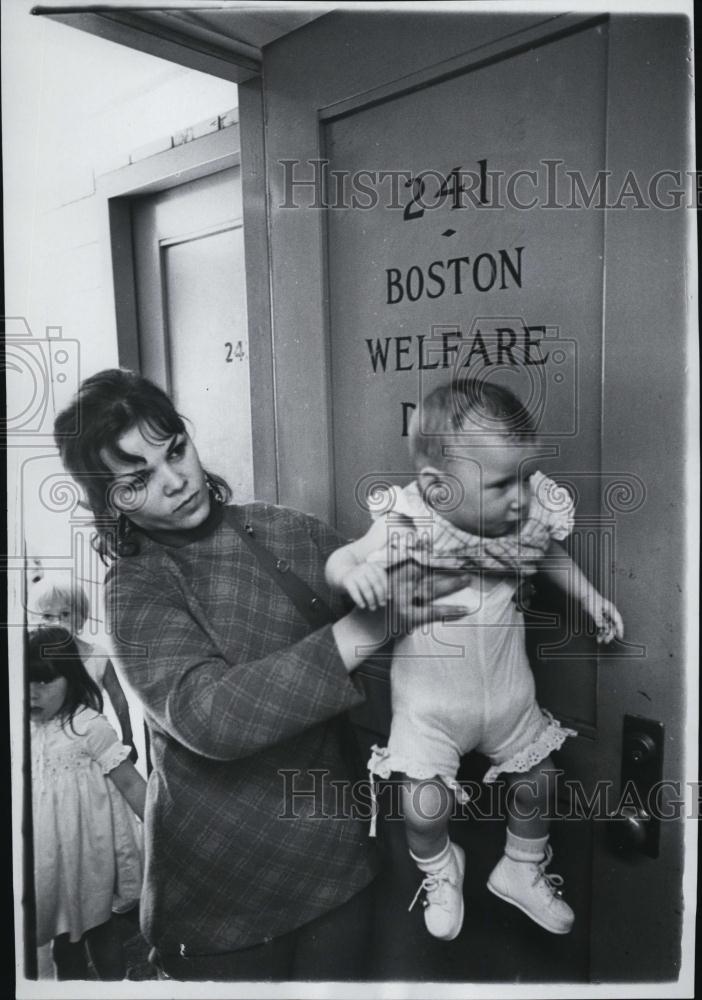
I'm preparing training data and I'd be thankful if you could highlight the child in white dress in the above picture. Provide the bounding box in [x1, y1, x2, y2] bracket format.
[325, 378, 623, 942]
[29, 627, 146, 979]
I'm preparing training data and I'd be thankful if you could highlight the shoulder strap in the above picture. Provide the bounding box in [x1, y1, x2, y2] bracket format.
[230, 510, 366, 781]
[229, 512, 335, 628]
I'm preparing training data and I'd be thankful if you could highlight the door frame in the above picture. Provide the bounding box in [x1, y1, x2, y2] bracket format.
[97, 123, 278, 502]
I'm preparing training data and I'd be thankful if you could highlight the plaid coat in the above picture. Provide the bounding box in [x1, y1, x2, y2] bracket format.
[105, 502, 377, 954]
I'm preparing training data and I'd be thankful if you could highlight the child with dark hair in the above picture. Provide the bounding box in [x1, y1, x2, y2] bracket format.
[326, 377, 623, 942]
[28, 627, 146, 980]
[26, 575, 137, 760]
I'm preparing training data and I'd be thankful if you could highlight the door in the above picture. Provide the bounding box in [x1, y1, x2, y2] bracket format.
[131, 167, 254, 502]
[322, 22, 604, 981]
[241, 9, 691, 984]
[323, 20, 607, 731]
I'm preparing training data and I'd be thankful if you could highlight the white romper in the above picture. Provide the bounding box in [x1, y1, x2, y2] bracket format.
[368, 472, 577, 803]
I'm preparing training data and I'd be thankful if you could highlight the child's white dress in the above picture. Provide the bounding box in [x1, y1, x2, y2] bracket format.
[368, 471, 578, 804]
[31, 707, 144, 945]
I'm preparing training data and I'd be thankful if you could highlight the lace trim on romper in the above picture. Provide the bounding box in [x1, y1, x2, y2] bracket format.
[482, 711, 578, 784]
[367, 711, 578, 828]
[368, 744, 471, 813]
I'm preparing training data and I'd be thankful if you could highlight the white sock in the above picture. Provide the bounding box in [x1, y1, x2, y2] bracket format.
[505, 829, 548, 863]
[410, 838, 452, 873]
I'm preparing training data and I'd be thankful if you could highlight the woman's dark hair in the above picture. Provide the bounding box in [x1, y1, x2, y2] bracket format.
[53, 368, 231, 561]
[28, 627, 103, 733]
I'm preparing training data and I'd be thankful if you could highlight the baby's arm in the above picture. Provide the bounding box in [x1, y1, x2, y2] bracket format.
[108, 760, 147, 820]
[325, 518, 395, 611]
[540, 539, 624, 644]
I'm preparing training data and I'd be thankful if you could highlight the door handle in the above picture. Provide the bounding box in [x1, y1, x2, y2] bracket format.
[624, 731, 656, 764]
[606, 715, 664, 858]
[607, 804, 651, 853]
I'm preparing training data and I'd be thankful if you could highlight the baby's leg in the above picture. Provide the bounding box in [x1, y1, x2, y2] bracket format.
[488, 756, 574, 934]
[401, 776, 453, 859]
[505, 755, 558, 839]
[402, 776, 465, 942]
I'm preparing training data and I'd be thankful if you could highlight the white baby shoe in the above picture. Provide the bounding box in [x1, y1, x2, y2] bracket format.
[409, 841, 466, 941]
[487, 843, 574, 935]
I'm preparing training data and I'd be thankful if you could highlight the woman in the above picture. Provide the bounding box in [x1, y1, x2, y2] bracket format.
[53, 368, 471, 981]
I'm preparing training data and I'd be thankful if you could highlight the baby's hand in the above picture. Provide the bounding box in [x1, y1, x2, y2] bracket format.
[583, 593, 624, 644]
[344, 562, 389, 611]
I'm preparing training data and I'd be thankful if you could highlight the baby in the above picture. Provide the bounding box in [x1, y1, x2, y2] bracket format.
[325, 378, 623, 942]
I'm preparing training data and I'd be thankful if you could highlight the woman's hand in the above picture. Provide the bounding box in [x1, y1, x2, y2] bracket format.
[386, 558, 474, 631]
[331, 559, 475, 672]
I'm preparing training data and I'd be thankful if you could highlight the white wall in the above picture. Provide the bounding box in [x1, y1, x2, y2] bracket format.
[3, 3, 237, 783]
[4, 0, 237, 569]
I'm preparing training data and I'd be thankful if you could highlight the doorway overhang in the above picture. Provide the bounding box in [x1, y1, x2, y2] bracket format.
[31, 2, 334, 81]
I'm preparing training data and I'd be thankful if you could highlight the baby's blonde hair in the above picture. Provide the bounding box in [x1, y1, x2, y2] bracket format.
[409, 377, 537, 468]
[26, 574, 90, 630]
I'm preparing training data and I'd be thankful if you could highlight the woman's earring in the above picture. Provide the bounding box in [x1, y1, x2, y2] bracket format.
[117, 513, 132, 546]
[206, 474, 222, 503]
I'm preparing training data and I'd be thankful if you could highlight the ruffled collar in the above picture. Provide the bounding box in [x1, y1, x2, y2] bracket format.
[400, 480, 523, 552]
